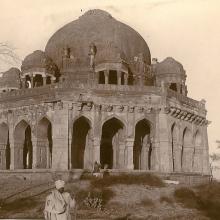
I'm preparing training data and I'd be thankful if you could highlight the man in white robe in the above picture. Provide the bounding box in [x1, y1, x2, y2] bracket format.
[44, 180, 76, 220]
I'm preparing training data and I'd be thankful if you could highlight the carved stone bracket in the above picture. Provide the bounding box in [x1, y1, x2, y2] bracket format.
[145, 107, 152, 114]
[169, 106, 207, 125]
[128, 106, 135, 113]
[137, 106, 144, 113]
[116, 105, 124, 113]
[82, 102, 93, 111]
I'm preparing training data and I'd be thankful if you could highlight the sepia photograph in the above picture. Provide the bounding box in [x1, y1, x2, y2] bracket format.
[0, 0, 220, 219]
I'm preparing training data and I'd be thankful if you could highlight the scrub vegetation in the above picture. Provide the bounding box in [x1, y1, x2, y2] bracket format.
[0, 174, 219, 219]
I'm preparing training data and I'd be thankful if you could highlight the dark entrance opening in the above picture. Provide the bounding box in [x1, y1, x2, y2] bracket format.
[46, 76, 51, 84]
[34, 74, 43, 87]
[48, 123, 52, 168]
[98, 71, 105, 84]
[169, 83, 177, 92]
[72, 117, 90, 169]
[121, 72, 125, 85]
[108, 70, 117, 84]
[100, 118, 124, 169]
[171, 123, 179, 171]
[23, 125, 33, 169]
[6, 131, 10, 169]
[133, 119, 151, 170]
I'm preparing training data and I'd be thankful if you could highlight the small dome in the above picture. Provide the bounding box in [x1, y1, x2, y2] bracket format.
[0, 67, 21, 90]
[155, 57, 185, 75]
[21, 50, 58, 76]
[45, 9, 151, 69]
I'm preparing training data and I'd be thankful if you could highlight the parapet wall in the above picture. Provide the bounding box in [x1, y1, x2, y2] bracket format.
[0, 169, 210, 185]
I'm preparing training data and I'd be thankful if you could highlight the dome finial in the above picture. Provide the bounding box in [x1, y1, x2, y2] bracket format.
[81, 9, 112, 19]
[88, 43, 97, 69]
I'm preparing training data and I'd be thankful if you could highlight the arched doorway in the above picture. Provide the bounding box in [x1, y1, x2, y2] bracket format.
[171, 123, 180, 172]
[14, 120, 32, 169]
[100, 117, 125, 169]
[0, 123, 10, 170]
[133, 119, 151, 170]
[193, 131, 203, 172]
[37, 117, 52, 168]
[71, 116, 92, 169]
[182, 128, 193, 172]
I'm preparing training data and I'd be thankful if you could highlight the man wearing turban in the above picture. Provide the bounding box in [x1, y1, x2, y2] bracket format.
[44, 180, 76, 220]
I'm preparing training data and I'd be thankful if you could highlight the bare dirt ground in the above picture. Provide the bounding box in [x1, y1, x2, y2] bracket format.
[0, 176, 209, 220]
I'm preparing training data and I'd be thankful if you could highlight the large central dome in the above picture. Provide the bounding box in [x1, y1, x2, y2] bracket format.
[45, 9, 151, 69]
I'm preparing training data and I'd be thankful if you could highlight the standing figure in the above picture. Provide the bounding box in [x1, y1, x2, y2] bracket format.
[44, 180, 76, 220]
[92, 161, 101, 177]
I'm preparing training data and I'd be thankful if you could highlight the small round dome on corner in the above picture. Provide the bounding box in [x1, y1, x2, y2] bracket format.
[155, 57, 185, 75]
[0, 67, 21, 90]
[21, 50, 58, 76]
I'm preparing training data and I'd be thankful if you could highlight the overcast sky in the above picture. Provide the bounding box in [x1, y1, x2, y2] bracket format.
[0, 0, 220, 153]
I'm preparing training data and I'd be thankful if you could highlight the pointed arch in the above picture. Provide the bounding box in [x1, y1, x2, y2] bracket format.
[36, 117, 52, 168]
[100, 117, 126, 169]
[14, 120, 29, 141]
[102, 115, 127, 132]
[14, 120, 32, 169]
[134, 116, 154, 137]
[71, 116, 92, 169]
[182, 127, 193, 172]
[171, 123, 179, 171]
[133, 119, 151, 170]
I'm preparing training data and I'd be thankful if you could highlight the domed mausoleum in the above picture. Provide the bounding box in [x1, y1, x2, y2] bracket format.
[0, 9, 210, 183]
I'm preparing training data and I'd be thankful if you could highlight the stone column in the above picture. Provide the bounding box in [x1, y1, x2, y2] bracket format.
[202, 126, 210, 174]
[138, 75, 143, 86]
[30, 74, 34, 88]
[93, 104, 102, 165]
[68, 123, 72, 169]
[93, 137, 100, 163]
[43, 76, 47, 85]
[104, 70, 109, 85]
[96, 72, 99, 84]
[13, 142, 23, 169]
[0, 144, 6, 169]
[155, 110, 173, 172]
[117, 70, 121, 85]
[52, 102, 69, 170]
[118, 142, 126, 169]
[124, 73, 128, 85]
[150, 139, 160, 171]
[31, 134, 37, 169]
[173, 143, 182, 172]
[51, 77, 56, 84]
[46, 143, 51, 169]
[141, 146, 149, 170]
[126, 138, 134, 169]
[182, 146, 194, 172]
[193, 147, 203, 173]
[21, 77, 26, 88]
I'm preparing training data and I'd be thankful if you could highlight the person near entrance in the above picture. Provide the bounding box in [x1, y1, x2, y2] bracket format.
[44, 180, 76, 220]
[92, 161, 101, 177]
